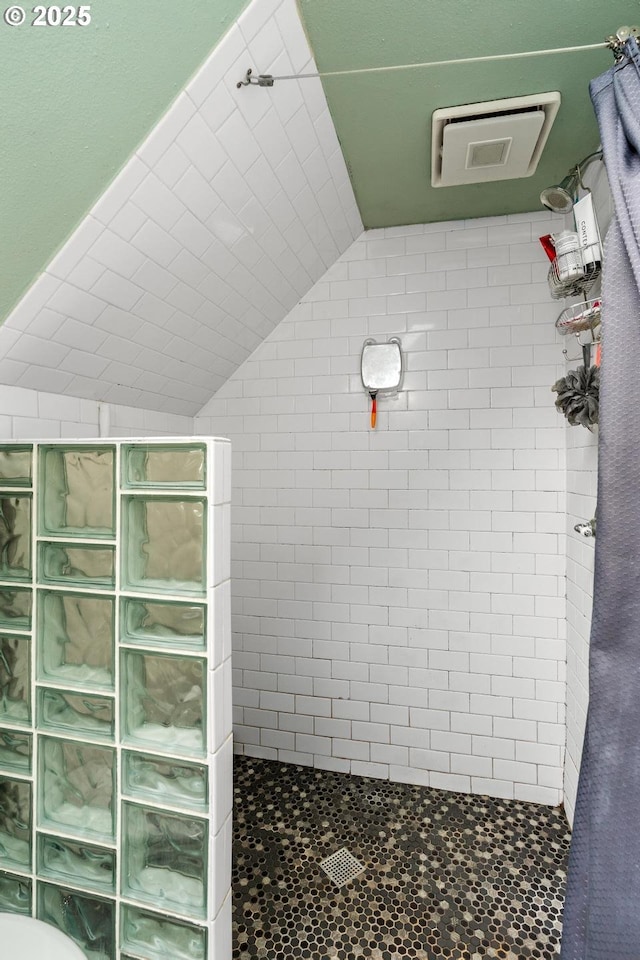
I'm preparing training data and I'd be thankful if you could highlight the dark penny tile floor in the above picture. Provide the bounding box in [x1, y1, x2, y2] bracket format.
[233, 756, 570, 960]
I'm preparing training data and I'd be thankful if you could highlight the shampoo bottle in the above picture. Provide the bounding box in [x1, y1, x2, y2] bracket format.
[573, 192, 602, 274]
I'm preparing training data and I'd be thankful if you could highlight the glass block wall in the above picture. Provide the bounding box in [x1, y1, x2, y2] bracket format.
[0, 438, 233, 960]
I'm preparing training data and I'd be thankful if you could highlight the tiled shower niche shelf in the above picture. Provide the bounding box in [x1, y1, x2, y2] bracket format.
[0, 438, 232, 960]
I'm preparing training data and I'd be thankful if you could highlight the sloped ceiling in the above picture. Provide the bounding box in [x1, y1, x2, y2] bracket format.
[0, 0, 251, 322]
[0, 0, 361, 415]
[1, 0, 631, 415]
[296, 0, 636, 226]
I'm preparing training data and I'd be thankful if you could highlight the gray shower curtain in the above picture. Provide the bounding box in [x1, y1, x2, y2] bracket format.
[561, 37, 640, 960]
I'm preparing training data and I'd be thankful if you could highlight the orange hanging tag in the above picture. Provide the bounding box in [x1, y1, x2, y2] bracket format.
[370, 392, 377, 429]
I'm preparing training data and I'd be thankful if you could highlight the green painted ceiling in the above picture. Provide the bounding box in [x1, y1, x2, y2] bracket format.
[0, 0, 248, 320]
[297, 0, 637, 227]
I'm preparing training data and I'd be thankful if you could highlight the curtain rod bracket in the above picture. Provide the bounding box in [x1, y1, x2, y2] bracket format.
[606, 25, 640, 60]
[237, 68, 274, 89]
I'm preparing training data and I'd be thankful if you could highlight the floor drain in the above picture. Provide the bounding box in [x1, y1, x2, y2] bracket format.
[320, 847, 366, 888]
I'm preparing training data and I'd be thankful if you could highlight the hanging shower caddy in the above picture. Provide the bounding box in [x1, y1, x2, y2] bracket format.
[541, 188, 603, 534]
[540, 187, 604, 368]
[547, 239, 601, 300]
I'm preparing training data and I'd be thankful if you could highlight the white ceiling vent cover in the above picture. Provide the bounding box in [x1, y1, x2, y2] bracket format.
[431, 92, 561, 187]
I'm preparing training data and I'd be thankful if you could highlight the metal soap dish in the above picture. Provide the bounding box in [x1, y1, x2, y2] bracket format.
[555, 297, 602, 364]
[548, 253, 600, 300]
[556, 298, 602, 334]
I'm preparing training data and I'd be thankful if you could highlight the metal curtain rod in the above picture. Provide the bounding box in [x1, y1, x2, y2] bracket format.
[237, 26, 639, 88]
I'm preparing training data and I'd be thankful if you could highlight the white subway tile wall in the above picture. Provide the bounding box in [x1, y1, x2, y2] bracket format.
[0, 385, 193, 440]
[564, 424, 596, 824]
[196, 209, 569, 805]
[0, 0, 361, 417]
[563, 162, 611, 825]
